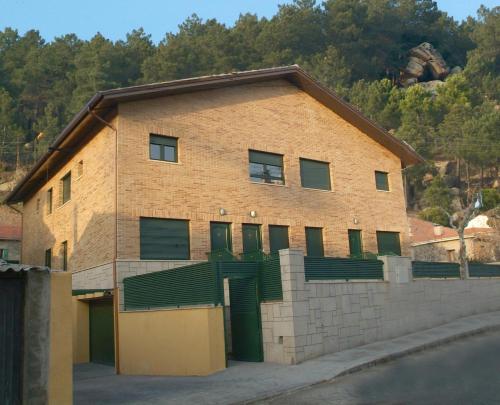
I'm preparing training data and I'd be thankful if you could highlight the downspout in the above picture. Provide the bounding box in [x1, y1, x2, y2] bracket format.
[88, 106, 120, 374]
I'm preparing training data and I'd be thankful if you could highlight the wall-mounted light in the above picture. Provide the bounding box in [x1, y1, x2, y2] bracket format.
[353, 217, 359, 225]
[219, 208, 227, 216]
[250, 210, 257, 218]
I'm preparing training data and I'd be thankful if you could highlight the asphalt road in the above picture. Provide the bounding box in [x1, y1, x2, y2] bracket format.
[260, 329, 500, 405]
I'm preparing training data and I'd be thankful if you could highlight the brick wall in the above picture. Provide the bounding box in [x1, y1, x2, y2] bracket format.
[116, 79, 410, 260]
[22, 122, 116, 271]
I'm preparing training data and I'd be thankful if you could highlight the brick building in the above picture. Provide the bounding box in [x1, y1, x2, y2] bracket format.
[6, 66, 423, 369]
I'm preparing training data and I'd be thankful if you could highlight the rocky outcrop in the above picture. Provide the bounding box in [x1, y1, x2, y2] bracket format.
[401, 42, 449, 87]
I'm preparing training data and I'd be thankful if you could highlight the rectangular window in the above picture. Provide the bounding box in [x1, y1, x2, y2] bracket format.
[61, 172, 71, 204]
[61, 241, 68, 271]
[376, 231, 401, 256]
[300, 158, 331, 190]
[242, 224, 262, 253]
[375, 171, 389, 191]
[0, 249, 8, 260]
[77, 160, 84, 178]
[36, 198, 40, 213]
[210, 222, 232, 253]
[150, 134, 178, 162]
[140, 218, 190, 260]
[47, 188, 53, 214]
[348, 229, 363, 258]
[305, 227, 324, 257]
[269, 225, 289, 254]
[249, 150, 284, 185]
[45, 248, 52, 268]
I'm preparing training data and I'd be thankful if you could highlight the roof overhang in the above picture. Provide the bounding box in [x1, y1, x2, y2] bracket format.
[5, 65, 424, 204]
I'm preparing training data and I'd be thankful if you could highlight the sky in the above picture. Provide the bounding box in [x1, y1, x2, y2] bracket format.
[1, 0, 498, 43]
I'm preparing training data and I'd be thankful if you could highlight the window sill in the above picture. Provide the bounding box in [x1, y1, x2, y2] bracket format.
[376, 189, 391, 193]
[57, 200, 71, 210]
[301, 187, 333, 193]
[150, 159, 181, 165]
[250, 181, 287, 188]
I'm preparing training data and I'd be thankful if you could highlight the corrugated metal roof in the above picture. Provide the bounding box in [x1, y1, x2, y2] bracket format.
[0, 260, 50, 272]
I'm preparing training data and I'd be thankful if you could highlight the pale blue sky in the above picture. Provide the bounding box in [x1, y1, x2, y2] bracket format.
[2, 0, 497, 43]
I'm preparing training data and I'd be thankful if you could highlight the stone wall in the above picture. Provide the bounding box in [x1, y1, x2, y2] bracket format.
[265, 249, 500, 364]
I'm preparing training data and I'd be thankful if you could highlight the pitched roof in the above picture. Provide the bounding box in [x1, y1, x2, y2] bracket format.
[408, 216, 493, 245]
[5, 65, 423, 204]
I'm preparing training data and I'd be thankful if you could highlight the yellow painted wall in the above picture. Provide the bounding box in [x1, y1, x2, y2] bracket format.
[72, 297, 90, 364]
[118, 306, 225, 376]
[49, 272, 73, 405]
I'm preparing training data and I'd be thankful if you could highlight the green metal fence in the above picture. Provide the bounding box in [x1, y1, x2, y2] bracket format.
[123, 262, 223, 310]
[469, 263, 500, 277]
[259, 256, 283, 301]
[412, 261, 460, 278]
[304, 257, 384, 281]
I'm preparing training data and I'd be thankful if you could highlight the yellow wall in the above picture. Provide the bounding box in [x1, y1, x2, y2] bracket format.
[72, 297, 90, 364]
[118, 306, 225, 376]
[49, 272, 73, 405]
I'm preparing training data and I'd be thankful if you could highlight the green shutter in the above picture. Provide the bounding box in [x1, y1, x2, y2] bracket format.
[375, 171, 389, 191]
[150, 134, 177, 147]
[300, 159, 331, 190]
[305, 227, 324, 257]
[249, 150, 283, 167]
[1, 249, 8, 260]
[242, 224, 262, 253]
[269, 225, 289, 253]
[62, 172, 71, 203]
[348, 230, 362, 257]
[376, 231, 401, 255]
[210, 222, 232, 252]
[140, 218, 190, 260]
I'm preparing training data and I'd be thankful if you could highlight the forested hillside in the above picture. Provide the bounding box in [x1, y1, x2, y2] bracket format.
[0, 0, 498, 218]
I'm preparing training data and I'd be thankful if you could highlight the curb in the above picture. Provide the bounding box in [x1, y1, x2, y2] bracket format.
[242, 323, 500, 404]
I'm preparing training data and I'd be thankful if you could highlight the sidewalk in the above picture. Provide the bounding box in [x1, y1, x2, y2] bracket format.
[74, 311, 500, 405]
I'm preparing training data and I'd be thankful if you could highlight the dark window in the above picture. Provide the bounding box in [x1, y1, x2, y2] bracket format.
[61, 172, 71, 204]
[348, 230, 363, 258]
[150, 134, 178, 162]
[77, 160, 84, 177]
[300, 158, 331, 190]
[305, 227, 324, 257]
[210, 222, 232, 252]
[376, 231, 401, 256]
[45, 248, 52, 268]
[375, 171, 389, 191]
[0, 248, 8, 260]
[47, 188, 53, 214]
[140, 218, 190, 260]
[61, 241, 68, 271]
[249, 150, 284, 185]
[269, 225, 289, 254]
[242, 224, 262, 253]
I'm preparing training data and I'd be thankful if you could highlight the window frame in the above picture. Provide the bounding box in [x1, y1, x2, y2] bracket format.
[299, 158, 332, 191]
[375, 171, 390, 191]
[305, 227, 325, 257]
[140, 217, 190, 260]
[242, 223, 263, 253]
[45, 248, 52, 268]
[47, 188, 53, 214]
[61, 172, 71, 205]
[376, 231, 401, 256]
[268, 225, 290, 254]
[248, 150, 285, 185]
[61, 241, 68, 271]
[149, 134, 178, 163]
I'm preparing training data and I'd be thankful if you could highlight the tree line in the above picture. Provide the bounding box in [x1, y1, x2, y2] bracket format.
[0, 0, 498, 217]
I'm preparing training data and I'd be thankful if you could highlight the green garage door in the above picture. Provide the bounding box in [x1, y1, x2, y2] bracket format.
[89, 300, 115, 365]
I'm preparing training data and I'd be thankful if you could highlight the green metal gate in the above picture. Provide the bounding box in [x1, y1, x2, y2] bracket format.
[0, 273, 24, 405]
[89, 300, 115, 365]
[228, 276, 263, 362]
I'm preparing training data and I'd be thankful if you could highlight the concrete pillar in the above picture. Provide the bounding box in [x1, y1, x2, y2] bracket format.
[378, 255, 412, 284]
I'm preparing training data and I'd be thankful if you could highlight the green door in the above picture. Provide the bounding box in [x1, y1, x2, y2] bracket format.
[348, 230, 363, 258]
[210, 222, 232, 252]
[242, 224, 262, 253]
[229, 277, 263, 362]
[89, 300, 115, 365]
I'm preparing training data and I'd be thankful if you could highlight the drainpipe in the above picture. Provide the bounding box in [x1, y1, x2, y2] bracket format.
[88, 107, 120, 374]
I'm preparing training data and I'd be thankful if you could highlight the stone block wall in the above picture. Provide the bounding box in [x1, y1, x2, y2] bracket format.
[265, 249, 500, 365]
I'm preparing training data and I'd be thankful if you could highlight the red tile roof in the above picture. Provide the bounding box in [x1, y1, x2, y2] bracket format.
[408, 217, 493, 244]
